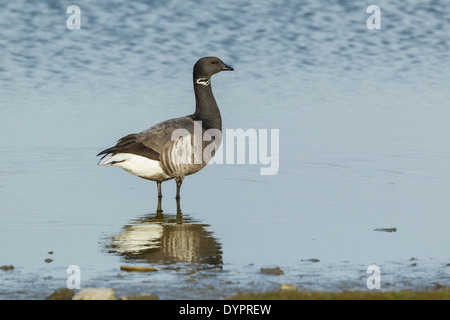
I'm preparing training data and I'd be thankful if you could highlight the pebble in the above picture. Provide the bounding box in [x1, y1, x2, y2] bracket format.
[46, 288, 74, 300]
[374, 227, 397, 232]
[280, 284, 297, 291]
[301, 258, 320, 263]
[120, 266, 157, 272]
[260, 267, 284, 275]
[0, 265, 14, 271]
[72, 288, 116, 300]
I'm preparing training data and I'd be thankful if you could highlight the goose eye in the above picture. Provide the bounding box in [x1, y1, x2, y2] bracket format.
[211, 61, 216, 64]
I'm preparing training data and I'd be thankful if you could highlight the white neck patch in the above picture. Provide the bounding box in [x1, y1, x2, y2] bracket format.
[195, 78, 211, 86]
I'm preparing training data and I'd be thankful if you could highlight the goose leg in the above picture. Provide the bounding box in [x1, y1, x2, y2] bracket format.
[176, 197, 182, 215]
[156, 195, 163, 214]
[175, 177, 184, 199]
[157, 181, 162, 198]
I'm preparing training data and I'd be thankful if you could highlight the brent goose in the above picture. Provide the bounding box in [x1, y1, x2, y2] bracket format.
[97, 57, 233, 199]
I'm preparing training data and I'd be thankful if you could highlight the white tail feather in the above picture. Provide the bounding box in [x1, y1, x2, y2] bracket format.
[98, 153, 131, 166]
[98, 153, 171, 181]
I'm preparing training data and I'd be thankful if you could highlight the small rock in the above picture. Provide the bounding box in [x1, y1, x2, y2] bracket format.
[280, 284, 297, 291]
[0, 265, 14, 271]
[72, 288, 116, 300]
[374, 227, 397, 232]
[260, 267, 284, 275]
[46, 288, 74, 300]
[120, 266, 157, 272]
[44, 258, 53, 263]
[301, 258, 320, 263]
[48, 251, 54, 255]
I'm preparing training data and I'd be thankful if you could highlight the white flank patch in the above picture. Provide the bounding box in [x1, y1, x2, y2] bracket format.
[98, 153, 171, 181]
[171, 134, 197, 165]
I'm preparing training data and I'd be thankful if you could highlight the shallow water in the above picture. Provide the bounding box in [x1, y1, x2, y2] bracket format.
[1, 0, 449, 299]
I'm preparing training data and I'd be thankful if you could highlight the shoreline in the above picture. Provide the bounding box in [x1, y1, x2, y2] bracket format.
[42, 287, 450, 300]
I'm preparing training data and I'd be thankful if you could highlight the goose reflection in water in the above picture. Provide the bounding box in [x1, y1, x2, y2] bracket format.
[107, 198, 222, 267]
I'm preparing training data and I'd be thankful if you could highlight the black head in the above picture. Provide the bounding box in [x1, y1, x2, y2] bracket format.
[193, 57, 234, 80]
